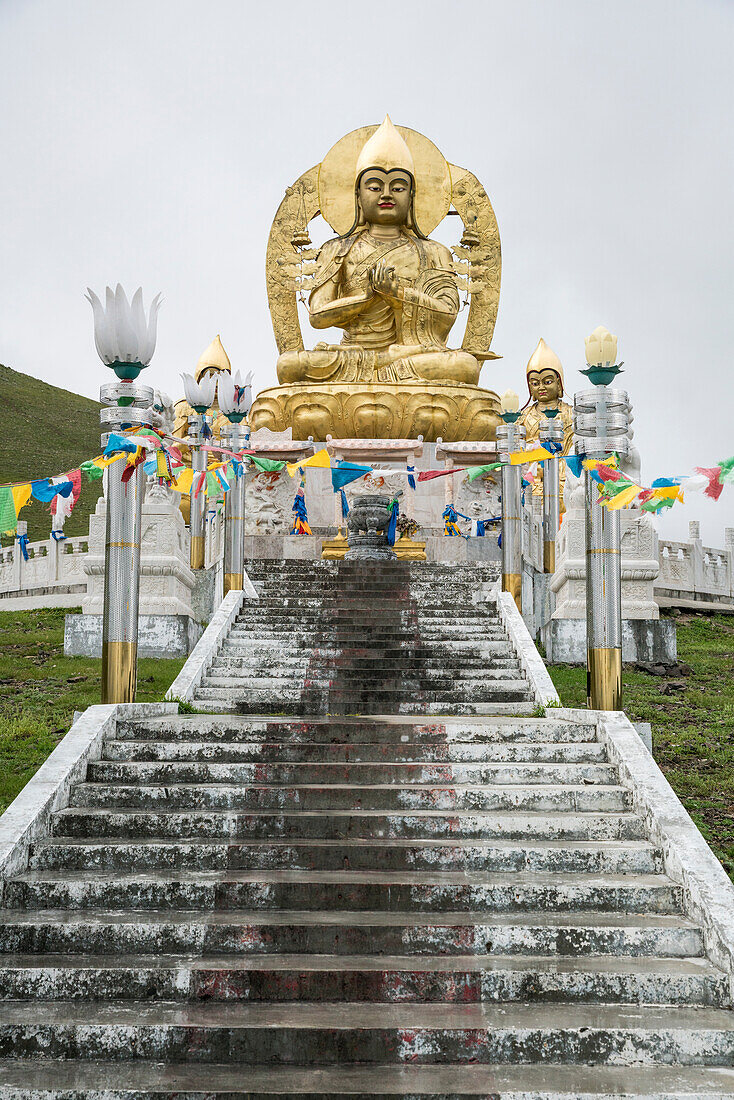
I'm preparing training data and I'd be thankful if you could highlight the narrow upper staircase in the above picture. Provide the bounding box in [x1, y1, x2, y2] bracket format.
[0, 560, 733, 1097]
[194, 560, 534, 715]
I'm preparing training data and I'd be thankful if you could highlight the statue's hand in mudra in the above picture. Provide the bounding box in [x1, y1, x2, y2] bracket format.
[370, 258, 402, 302]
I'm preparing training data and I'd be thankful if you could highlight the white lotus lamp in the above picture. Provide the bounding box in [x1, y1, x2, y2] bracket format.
[499, 389, 521, 423]
[218, 370, 254, 423]
[582, 326, 623, 385]
[85, 284, 162, 380]
[181, 371, 217, 415]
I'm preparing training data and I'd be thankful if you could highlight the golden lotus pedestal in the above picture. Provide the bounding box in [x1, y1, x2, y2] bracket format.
[249, 382, 502, 444]
[321, 532, 426, 562]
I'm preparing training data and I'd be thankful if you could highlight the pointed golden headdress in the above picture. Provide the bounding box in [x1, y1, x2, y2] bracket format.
[526, 338, 564, 393]
[195, 334, 231, 382]
[355, 114, 415, 180]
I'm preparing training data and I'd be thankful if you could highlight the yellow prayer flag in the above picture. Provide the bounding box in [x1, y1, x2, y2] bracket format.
[286, 449, 331, 477]
[601, 484, 641, 510]
[172, 468, 194, 494]
[652, 485, 684, 501]
[510, 447, 553, 466]
[12, 483, 32, 515]
[96, 454, 125, 469]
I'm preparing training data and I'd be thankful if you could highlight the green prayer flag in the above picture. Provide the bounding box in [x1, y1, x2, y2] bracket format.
[717, 456, 734, 484]
[249, 455, 286, 473]
[206, 471, 220, 498]
[641, 496, 675, 514]
[80, 460, 104, 482]
[0, 486, 17, 534]
[467, 463, 503, 482]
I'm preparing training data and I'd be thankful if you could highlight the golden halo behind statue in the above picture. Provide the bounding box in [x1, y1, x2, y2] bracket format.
[318, 124, 452, 237]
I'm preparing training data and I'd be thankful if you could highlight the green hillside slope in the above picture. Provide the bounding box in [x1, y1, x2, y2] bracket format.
[0, 364, 104, 543]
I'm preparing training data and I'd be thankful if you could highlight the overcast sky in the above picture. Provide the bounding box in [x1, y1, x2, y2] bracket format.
[1, 0, 733, 542]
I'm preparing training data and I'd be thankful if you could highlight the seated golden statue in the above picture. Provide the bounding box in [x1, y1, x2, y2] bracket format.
[519, 338, 574, 509]
[250, 117, 503, 442]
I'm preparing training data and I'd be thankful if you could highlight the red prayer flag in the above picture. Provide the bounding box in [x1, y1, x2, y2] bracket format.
[695, 466, 724, 501]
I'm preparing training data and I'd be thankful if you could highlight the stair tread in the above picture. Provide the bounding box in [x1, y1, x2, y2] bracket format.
[0, 953, 718, 976]
[1, 1058, 733, 1094]
[0, 909, 698, 928]
[9, 870, 676, 886]
[34, 837, 655, 850]
[0, 999, 732, 1028]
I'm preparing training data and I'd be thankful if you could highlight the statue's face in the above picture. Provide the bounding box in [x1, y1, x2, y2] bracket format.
[358, 169, 412, 227]
[528, 369, 562, 405]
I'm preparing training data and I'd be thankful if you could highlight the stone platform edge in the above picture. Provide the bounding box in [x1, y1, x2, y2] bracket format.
[166, 575, 257, 704]
[556, 705, 734, 1001]
[0, 702, 179, 888]
[493, 586, 560, 706]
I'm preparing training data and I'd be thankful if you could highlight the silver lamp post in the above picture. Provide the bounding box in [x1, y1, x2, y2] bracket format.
[182, 373, 217, 572]
[539, 412, 564, 573]
[86, 285, 162, 703]
[217, 369, 254, 594]
[497, 389, 525, 612]
[573, 326, 631, 711]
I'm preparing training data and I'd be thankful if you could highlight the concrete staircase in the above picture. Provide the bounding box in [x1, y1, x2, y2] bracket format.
[194, 560, 534, 715]
[0, 561, 733, 1096]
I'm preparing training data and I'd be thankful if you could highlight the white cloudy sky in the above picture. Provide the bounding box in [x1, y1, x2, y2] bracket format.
[1, 0, 733, 542]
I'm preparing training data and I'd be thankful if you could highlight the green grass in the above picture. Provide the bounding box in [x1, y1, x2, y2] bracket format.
[548, 612, 734, 880]
[0, 363, 104, 544]
[0, 607, 185, 814]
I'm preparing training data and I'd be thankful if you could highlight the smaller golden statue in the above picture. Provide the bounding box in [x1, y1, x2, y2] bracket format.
[519, 338, 574, 508]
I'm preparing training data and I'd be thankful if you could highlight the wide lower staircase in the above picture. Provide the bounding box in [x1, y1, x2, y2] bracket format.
[0, 562, 733, 1096]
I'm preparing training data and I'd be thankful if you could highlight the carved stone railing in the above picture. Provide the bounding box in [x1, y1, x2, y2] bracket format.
[0, 536, 89, 607]
[657, 525, 734, 605]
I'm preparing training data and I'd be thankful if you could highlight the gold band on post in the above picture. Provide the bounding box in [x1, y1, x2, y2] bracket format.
[223, 572, 244, 595]
[587, 647, 622, 711]
[101, 641, 137, 704]
[190, 535, 205, 571]
[543, 540, 556, 575]
[502, 573, 522, 612]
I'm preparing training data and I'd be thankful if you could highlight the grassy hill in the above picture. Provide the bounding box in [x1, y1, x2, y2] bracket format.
[0, 364, 104, 544]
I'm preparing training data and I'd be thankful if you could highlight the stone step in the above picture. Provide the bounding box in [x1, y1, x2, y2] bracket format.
[29, 837, 657, 875]
[220, 642, 516, 659]
[210, 702, 542, 716]
[194, 682, 533, 706]
[85, 760, 618, 787]
[69, 782, 629, 813]
[1, 1059, 733, 1097]
[3, 871, 683, 914]
[0, 909, 702, 959]
[114, 716, 595, 743]
[0, 953, 723, 1006]
[236, 605, 502, 619]
[0, 1001, 732, 1064]
[211, 655, 522, 672]
[199, 673, 526, 692]
[101, 739, 609, 764]
[51, 808, 645, 841]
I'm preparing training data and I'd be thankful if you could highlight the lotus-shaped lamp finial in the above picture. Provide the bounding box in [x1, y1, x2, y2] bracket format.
[217, 370, 254, 423]
[499, 389, 521, 422]
[85, 284, 162, 380]
[181, 371, 217, 415]
[584, 325, 618, 368]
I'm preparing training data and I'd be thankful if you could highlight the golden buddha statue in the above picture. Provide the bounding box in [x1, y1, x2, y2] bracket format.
[250, 117, 503, 442]
[519, 338, 574, 508]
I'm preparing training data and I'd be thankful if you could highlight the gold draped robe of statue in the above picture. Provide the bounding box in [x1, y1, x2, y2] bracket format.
[277, 230, 481, 388]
